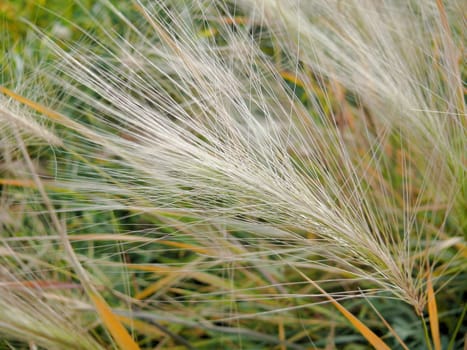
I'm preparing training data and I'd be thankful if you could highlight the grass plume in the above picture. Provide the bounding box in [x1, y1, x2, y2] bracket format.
[0, 0, 465, 348]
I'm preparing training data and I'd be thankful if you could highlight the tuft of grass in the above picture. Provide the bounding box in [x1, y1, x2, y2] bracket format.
[1, 0, 465, 349]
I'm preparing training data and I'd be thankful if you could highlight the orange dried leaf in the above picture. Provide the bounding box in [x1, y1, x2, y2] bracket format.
[293, 268, 391, 350]
[0, 179, 36, 188]
[89, 293, 140, 350]
[427, 272, 441, 350]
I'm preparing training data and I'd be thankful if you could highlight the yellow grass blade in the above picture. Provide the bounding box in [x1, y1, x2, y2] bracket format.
[0, 86, 99, 141]
[427, 271, 441, 350]
[0, 178, 66, 192]
[127, 263, 233, 299]
[125, 264, 177, 274]
[89, 293, 140, 350]
[221, 16, 248, 25]
[135, 274, 177, 300]
[198, 27, 218, 38]
[117, 316, 165, 338]
[328, 298, 391, 350]
[365, 295, 410, 350]
[1, 86, 65, 122]
[279, 70, 306, 88]
[0, 179, 37, 188]
[292, 268, 391, 350]
[153, 240, 211, 255]
[127, 264, 232, 289]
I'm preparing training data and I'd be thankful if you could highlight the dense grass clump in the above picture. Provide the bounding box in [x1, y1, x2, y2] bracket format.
[0, 0, 465, 349]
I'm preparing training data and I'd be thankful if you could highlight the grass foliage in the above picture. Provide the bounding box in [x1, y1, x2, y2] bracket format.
[0, 0, 466, 349]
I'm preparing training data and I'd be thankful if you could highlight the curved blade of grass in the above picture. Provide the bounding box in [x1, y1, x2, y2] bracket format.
[66, 233, 211, 255]
[447, 304, 466, 350]
[0, 86, 101, 143]
[117, 315, 194, 350]
[0, 179, 37, 187]
[10, 122, 141, 350]
[90, 294, 141, 350]
[427, 271, 441, 350]
[279, 70, 306, 88]
[291, 267, 391, 350]
[363, 291, 410, 350]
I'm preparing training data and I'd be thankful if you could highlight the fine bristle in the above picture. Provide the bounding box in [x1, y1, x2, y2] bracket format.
[1, 0, 465, 349]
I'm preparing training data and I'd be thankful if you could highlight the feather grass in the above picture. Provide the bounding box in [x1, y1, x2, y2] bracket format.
[1, 0, 465, 348]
